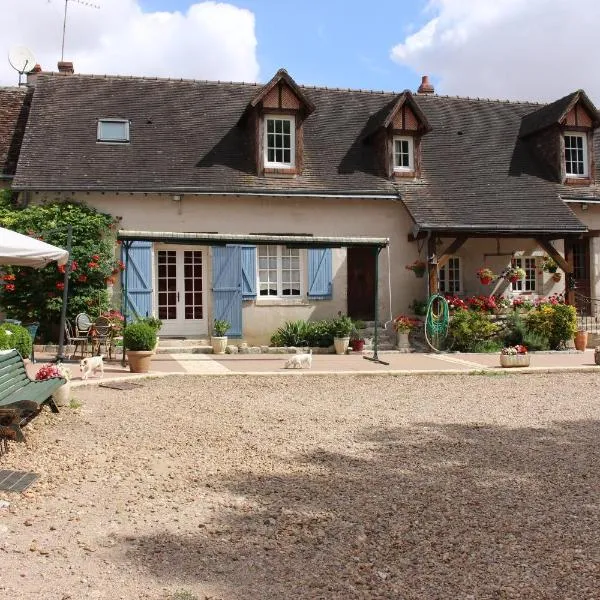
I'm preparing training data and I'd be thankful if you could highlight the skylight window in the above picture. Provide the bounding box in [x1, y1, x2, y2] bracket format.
[97, 119, 130, 143]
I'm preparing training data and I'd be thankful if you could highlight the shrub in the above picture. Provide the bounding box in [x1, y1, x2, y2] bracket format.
[409, 299, 428, 316]
[305, 319, 337, 347]
[448, 310, 500, 352]
[141, 316, 162, 332]
[271, 320, 311, 347]
[123, 321, 157, 351]
[0, 195, 119, 341]
[332, 315, 354, 338]
[526, 303, 576, 350]
[0, 323, 32, 358]
[212, 319, 230, 337]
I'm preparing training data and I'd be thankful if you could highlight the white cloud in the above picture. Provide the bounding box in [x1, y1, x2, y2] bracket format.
[391, 0, 600, 103]
[0, 1, 259, 86]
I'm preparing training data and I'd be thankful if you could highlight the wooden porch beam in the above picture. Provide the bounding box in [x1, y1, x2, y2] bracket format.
[436, 236, 468, 269]
[427, 235, 438, 295]
[534, 238, 573, 273]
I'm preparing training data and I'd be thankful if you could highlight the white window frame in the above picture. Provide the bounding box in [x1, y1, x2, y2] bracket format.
[393, 135, 414, 172]
[564, 131, 589, 178]
[97, 119, 130, 143]
[511, 257, 536, 293]
[257, 245, 304, 298]
[264, 115, 295, 168]
[439, 256, 462, 294]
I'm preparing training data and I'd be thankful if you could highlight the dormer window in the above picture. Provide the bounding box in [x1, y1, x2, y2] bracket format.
[97, 119, 129, 143]
[564, 132, 588, 178]
[393, 136, 414, 172]
[264, 115, 295, 168]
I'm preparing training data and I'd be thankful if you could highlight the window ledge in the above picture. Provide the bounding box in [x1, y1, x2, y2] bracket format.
[255, 298, 309, 307]
[564, 177, 592, 185]
[263, 167, 298, 177]
[393, 170, 416, 179]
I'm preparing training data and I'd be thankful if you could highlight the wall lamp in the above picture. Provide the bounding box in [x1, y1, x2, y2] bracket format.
[581, 202, 588, 211]
[172, 194, 183, 214]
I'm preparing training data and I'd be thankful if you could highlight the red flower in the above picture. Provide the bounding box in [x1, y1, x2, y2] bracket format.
[77, 274, 88, 283]
[118, 260, 126, 271]
[92, 254, 100, 261]
[56, 282, 65, 290]
[88, 261, 99, 269]
[70, 260, 78, 272]
[4, 283, 15, 292]
[111, 268, 119, 275]
[105, 276, 115, 285]
[3, 274, 16, 281]
[58, 264, 66, 274]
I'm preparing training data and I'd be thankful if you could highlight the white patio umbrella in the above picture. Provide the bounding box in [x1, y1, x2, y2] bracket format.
[0, 226, 69, 267]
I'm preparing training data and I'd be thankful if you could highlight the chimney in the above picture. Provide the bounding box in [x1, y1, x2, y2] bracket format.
[26, 64, 43, 87]
[57, 61, 74, 75]
[417, 75, 435, 95]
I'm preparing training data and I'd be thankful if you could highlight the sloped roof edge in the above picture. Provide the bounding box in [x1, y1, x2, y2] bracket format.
[249, 68, 315, 115]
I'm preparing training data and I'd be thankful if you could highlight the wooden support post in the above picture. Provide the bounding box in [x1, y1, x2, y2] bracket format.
[564, 240, 575, 306]
[436, 235, 468, 269]
[427, 234, 437, 296]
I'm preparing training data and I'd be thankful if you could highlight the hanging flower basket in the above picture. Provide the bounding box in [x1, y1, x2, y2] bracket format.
[476, 267, 495, 285]
[504, 266, 526, 283]
[405, 260, 427, 278]
[541, 256, 558, 273]
[552, 271, 562, 283]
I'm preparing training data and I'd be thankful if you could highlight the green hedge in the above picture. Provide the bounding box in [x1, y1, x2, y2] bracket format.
[0, 323, 32, 358]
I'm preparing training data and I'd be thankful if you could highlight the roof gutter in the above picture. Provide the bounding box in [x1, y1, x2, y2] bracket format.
[12, 185, 400, 200]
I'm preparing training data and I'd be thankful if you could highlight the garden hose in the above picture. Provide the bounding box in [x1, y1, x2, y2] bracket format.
[425, 294, 450, 352]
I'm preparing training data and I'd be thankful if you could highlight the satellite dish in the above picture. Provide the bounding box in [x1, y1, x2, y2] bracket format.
[8, 46, 36, 86]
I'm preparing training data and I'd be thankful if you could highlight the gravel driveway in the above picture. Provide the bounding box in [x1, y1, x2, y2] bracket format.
[1, 373, 599, 599]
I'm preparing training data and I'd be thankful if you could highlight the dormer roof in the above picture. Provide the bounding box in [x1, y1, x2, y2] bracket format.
[519, 90, 600, 138]
[248, 68, 315, 116]
[363, 90, 431, 142]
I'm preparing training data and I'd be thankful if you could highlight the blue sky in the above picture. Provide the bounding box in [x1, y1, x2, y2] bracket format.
[137, 0, 429, 92]
[3, 0, 600, 102]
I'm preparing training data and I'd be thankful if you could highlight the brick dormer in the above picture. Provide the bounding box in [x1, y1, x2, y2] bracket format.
[364, 90, 431, 179]
[520, 90, 600, 184]
[242, 69, 314, 176]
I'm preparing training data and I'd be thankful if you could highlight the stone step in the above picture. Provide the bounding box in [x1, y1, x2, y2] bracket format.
[156, 345, 213, 354]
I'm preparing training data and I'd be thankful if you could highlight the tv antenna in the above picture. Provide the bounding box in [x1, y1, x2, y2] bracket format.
[60, 0, 101, 62]
[8, 46, 37, 86]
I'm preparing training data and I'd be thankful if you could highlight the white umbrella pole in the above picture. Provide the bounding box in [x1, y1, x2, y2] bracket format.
[55, 224, 72, 362]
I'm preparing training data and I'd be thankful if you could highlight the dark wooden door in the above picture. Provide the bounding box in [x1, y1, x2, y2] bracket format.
[347, 247, 376, 320]
[566, 238, 591, 315]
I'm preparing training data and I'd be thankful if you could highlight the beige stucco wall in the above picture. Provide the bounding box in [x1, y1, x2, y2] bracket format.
[33, 191, 427, 344]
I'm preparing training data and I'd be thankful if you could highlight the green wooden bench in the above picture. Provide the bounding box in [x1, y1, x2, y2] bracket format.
[0, 349, 63, 443]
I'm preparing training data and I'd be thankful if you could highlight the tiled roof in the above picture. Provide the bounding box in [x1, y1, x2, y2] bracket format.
[0, 87, 31, 180]
[13, 73, 591, 233]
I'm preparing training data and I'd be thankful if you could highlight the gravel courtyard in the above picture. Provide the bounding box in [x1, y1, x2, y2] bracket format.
[1, 373, 599, 599]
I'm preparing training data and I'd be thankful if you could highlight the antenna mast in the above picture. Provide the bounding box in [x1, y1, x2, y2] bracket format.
[60, 0, 100, 62]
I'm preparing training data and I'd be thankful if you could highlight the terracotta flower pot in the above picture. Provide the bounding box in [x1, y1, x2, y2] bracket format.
[574, 330, 588, 352]
[350, 339, 365, 351]
[126, 350, 154, 373]
[551, 272, 562, 282]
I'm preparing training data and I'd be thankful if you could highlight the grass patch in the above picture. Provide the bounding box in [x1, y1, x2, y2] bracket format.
[168, 591, 199, 600]
[469, 369, 508, 377]
[69, 397, 82, 409]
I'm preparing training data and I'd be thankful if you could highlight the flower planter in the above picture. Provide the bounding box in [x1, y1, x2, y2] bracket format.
[350, 339, 365, 352]
[126, 350, 154, 373]
[412, 267, 426, 278]
[500, 354, 530, 368]
[508, 276, 520, 283]
[574, 330, 588, 351]
[211, 336, 228, 354]
[333, 336, 350, 355]
[52, 381, 72, 407]
[396, 331, 410, 349]
[551, 272, 562, 282]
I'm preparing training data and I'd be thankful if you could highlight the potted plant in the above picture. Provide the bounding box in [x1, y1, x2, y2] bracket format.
[503, 266, 526, 283]
[392, 314, 420, 349]
[476, 267, 495, 285]
[405, 259, 427, 278]
[500, 344, 529, 367]
[332, 314, 354, 354]
[36, 363, 72, 407]
[349, 319, 365, 352]
[540, 256, 558, 273]
[123, 321, 157, 373]
[211, 319, 230, 354]
[141, 316, 163, 351]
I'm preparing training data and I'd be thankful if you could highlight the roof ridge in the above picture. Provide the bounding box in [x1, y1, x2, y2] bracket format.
[38, 72, 262, 88]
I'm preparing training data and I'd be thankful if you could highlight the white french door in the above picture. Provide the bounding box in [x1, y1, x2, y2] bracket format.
[156, 246, 207, 337]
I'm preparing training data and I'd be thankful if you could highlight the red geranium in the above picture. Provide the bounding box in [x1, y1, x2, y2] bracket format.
[56, 282, 65, 290]
[4, 283, 15, 292]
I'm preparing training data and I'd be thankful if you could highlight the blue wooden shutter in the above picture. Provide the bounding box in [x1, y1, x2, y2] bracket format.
[212, 246, 242, 337]
[241, 246, 257, 299]
[307, 248, 332, 299]
[122, 241, 153, 319]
